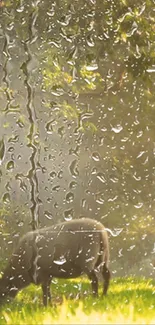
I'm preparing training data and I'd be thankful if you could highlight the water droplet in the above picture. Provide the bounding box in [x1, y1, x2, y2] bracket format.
[8, 147, 14, 153]
[69, 160, 79, 178]
[66, 192, 74, 203]
[3, 193, 11, 204]
[111, 125, 123, 133]
[64, 208, 73, 221]
[6, 160, 14, 172]
[118, 249, 123, 257]
[96, 197, 104, 205]
[99, 137, 104, 146]
[58, 126, 64, 138]
[58, 14, 71, 26]
[52, 185, 60, 192]
[51, 278, 58, 284]
[133, 174, 141, 181]
[51, 87, 64, 96]
[134, 202, 143, 209]
[50, 171, 57, 179]
[54, 256, 66, 265]
[92, 152, 100, 162]
[86, 35, 95, 47]
[8, 135, 19, 143]
[45, 120, 56, 134]
[108, 196, 118, 202]
[97, 172, 106, 183]
[47, 198, 52, 203]
[136, 151, 145, 159]
[16, 118, 25, 128]
[47, 9, 55, 17]
[82, 199, 86, 208]
[16, 5, 24, 12]
[105, 227, 123, 237]
[85, 63, 98, 71]
[137, 131, 143, 138]
[6, 182, 11, 191]
[58, 171, 63, 179]
[44, 211, 53, 220]
[91, 167, 97, 175]
[110, 176, 118, 183]
[127, 245, 136, 251]
[101, 127, 107, 132]
[15, 174, 27, 192]
[69, 181, 77, 190]
[17, 221, 24, 227]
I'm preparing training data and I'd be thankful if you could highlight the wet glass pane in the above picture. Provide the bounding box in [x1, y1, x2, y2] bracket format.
[0, 0, 155, 320]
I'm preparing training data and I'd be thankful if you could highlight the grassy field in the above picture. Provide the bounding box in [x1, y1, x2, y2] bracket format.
[0, 277, 155, 324]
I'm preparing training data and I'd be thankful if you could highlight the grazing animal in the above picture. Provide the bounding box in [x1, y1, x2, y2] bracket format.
[0, 218, 110, 306]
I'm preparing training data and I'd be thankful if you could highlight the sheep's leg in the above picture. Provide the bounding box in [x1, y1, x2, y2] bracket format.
[47, 279, 52, 303]
[87, 270, 98, 297]
[42, 282, 48, 306]
[102, 264, 111, 296]
[42, 280, 51, 306]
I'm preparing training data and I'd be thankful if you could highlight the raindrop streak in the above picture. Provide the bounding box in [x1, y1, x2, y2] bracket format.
[21, 7, 40, 230]
[2, 31, 14, 113]
[0, 138, 5, 166]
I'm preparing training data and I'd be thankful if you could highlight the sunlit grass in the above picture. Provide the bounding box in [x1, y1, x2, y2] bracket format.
[0, 277, 155, 324]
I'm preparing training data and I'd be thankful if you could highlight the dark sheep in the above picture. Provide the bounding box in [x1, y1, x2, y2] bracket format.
[0, 218, 110, 306]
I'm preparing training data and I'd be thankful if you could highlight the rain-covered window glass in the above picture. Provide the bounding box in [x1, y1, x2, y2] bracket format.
[0, 0, 155, 323]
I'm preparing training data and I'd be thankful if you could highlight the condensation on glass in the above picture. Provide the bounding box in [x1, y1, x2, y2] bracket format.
[0, 0, 155, 279]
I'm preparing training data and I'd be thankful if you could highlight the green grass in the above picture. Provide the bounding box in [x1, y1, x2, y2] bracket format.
[0, 277, 155, 324]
